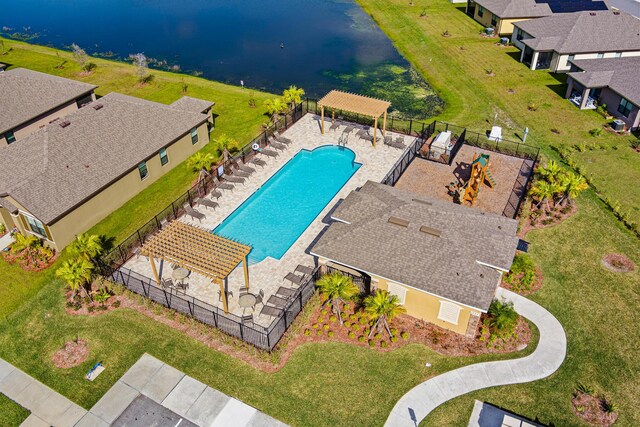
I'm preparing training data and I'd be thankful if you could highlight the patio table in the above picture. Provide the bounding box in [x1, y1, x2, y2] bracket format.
[172, 268, 189, 283]
[238, 293, 257, 310]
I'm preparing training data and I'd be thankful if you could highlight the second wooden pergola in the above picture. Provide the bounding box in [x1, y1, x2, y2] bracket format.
[141, 221, 252, 313]
[318, 90, 391, 146]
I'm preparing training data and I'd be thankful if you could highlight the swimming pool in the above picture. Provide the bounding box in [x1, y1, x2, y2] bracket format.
[214, 145, 361, 263]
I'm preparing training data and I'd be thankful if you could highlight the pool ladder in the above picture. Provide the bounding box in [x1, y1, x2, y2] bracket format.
[337, 134, 348, 147]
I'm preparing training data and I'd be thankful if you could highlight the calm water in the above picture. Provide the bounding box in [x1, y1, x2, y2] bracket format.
[214, 146, 361, 263]
[1, 0, 442, 117]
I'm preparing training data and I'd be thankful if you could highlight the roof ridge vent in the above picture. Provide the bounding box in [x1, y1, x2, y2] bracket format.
[419, 225, 442, 237]
[92, 103, 103, 110]
[59, 120, 71, 128]
[388, 217, 409, 227]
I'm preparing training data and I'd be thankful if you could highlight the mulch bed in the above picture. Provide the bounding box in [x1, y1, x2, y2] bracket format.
[500, 266, 544, 296]
[520, 202, 578, 237]
[64, 291, 123, 317]
[572, 392, 618, 426]
[601, 253, 635, 273]
[52, 339, 89, 369]
[2, 251, 58, 272]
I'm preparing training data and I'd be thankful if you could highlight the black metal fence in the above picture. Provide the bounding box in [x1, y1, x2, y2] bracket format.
[381, 136, 425, 186]
[502, 158, 536, 218]
[417, 122, 467, 165]
[109, 266, 316, 351]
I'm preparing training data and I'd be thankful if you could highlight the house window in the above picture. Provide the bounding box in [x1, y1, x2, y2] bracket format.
[618, 98, 633, 118]
[190, 127, 199, 144]
[386, 282, 407, 305]
[437, 301, 461, 325]
[25, 215, 47, 238]
[516, 28, 524, 41]
[477, 6, 484, 17]
[596, 52, 604, 59]
[138, 161, 148, 180]
[614, 52, 622, 58]
[491, 14, 498, 27]
[5, 130, 16, 144]
[159, 148, 169, 166]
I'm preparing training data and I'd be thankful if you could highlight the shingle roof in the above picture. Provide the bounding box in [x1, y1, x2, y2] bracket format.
[0, 92, 208, 224]
[474, 0, 552, 18]
[569, 57, 640, 105]
[170, 96, 214, 114]
[516, 11, 640, 54]
[310, 182, 520, 311]
[0, 68, 97, 135]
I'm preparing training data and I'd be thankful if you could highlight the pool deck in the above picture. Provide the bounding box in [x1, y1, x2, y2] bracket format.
[124, 114, 413, 327]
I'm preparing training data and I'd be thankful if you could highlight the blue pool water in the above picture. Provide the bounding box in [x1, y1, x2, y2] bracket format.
[214, 146, 361, 263]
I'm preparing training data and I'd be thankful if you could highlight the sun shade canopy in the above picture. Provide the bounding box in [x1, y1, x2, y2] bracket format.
[318, 90, 391, 118]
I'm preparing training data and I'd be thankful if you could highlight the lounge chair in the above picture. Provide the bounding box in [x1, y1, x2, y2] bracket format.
[184, 206, 205, 222]
[329, 121, 340, 132]
[361, 134, 374, 143]
[251, 157, 267, 168]
[218, 182, 234, 191]
[239, 165, 255, 174]
[210, 189, 222, 199]
[235, 169, 252, 178]
[276, 286, 296, 299]
[343, 125, 355, 134]
[295, 264, 314, 277]
[274, 131, 293, 144]
[260, 305, 282, 318]
[261, 149, 279, 158]
[198, 198, 218, 210]
[267, 294, 288, 308]
[223, 174, 245, 184]
[268, 137, 286, 151]
[284, 272, 305, 287]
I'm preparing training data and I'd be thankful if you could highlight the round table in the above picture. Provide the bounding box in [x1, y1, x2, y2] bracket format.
[238, 293, 257, 309]
[172, 268, 189, 282]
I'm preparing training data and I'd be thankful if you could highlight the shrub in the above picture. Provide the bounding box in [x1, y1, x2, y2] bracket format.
[486, 299, 519, 337]
[390, 328, 398, 336]
[341, 311, 348, 319]
[576, 383, 596, 396]
[327, 331, 334, 337]
[601, 399, 618, 414]
[329, 315, 337, 322]
[321, 309, 327, 316]
[391, 336, 398, 343]
[344, 321, 351, 328]
[352, 324, 360, 332]
[304, 329, 311, 336]
[374, 332, 382, 340]
[87, 305, 95, 313]
[323, 324, 330, 330]
[316, 330, 323, 336]
[589, 128, 603, 137]
[358, 335, 366, 342]
[348, 331, 356, 339]
[317, 316, 324, 323]
[368, 340, 375, 347]
[359, 317, 368, 325]
[312, 323, 319, 329]
[528, 102, 538, 112]
[65, 301, 74, 308]
[349, 314, 357, 321]
[401, 331, 409, 339]
[380, 341, 388, 348]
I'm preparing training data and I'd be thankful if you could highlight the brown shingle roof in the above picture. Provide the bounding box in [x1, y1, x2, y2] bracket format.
[310, 182, 520, 311]
[0, 68, 97, 135]
[170, 96, 214, 114]
[474, 0, 552, 18]
[0, 92, 208, 224]
[569, 57, 640, 105]
[516, 11, 640, 54]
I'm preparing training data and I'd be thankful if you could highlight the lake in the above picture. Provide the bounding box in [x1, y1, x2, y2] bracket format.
[1, 0, 442, 117]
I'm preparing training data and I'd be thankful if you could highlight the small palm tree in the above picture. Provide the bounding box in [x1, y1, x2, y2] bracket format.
[486, 299, 518, 336]
[538, 160, 562, 183]
[11, 233, 40, 254]
[69, 233, 103, 261]
[316, 272, 360, 324]
[56, 258, 94, 301]
[558, 172, 588, 205]
[187, 152, 215, 174]
[264, 98, 288, 123]
[215, 134, 237, 164]
[283, 85, 305, 109]
[363, 290, 406, 338]
[530, 180, 559, 210]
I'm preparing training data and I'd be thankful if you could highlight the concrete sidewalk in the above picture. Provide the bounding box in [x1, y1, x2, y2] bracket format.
[385, 288, 567, 427]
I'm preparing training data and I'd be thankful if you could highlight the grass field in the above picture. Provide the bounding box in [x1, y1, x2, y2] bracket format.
[0, 37, 274, 244]
[0, 393, 30, 426]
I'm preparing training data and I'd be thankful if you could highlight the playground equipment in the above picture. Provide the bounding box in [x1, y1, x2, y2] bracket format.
[458, 153, 496, 206]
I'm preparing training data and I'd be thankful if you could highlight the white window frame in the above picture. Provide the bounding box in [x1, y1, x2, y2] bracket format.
[437, 301, 461, 325]
[386, 282, 406, 305]
[190, 127, 199, 144]
[159, 147, 169, 166]
[22, 213, 47, 239]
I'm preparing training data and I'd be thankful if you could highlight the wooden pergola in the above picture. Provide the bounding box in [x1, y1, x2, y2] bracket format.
[318, 90, 391, 146]
[141, 221, 252, 313]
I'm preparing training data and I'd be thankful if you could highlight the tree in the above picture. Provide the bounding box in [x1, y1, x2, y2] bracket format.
[283, 85, 305, 109]
[71, 43, 87, 67]
[69, 233, 104, 261]
[486, 299, 518, 337]
[316, 272, 360, 325]
[264, 98, 288, 123]
[129, 53, 150, 83]
[529, 180, 559, 210]
[363, 290, 406, 338]
[56, 258, 94, 301]
[187, 152, 215, 174]
[215, 134, 237, 164]
[558, 172, 588, 205]
[537, 160, 562, 183]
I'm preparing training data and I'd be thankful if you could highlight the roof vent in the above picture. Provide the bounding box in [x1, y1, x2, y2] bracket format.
[419, 225, 442, 237]
[412, 198, 432, 206]
[613, 11, 620, 15]
[589, 12, 596, 16]
[92, 103, 103, 110]
[388, 217, 409, 227]
[59, 120, 71, 128]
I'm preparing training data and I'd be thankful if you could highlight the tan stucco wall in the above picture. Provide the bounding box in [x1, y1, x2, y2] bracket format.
[11, 122, 207, 251]
[373, 277, 480, 335]
[1, 94, 95, 146]
[473, 7, 495, 29]
[497, 18, 532, 36]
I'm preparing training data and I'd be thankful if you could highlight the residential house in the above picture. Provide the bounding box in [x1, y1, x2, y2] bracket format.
[566, 57, 640, 130]
[511, 10, 640, 71]
[467, 0, 553, 36]
[0, 92, 213, 251]
[310, 181, 520, 337]
[0, 68, 97, 146]
[170, 96, 216, 130]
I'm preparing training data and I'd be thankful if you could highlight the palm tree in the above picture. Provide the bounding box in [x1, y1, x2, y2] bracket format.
[529, 180, 559, 210]
[538, 160, 562, 183]
[486, 299, 518, 336]
[215, 134, 237, 164]
[10, 233, 40, 254]
[56, 258, 94, 300]
[69, 233, 103, 261]
[264, 98, 288, 123]
[283, 85, 305, 109]
[316, 272, 360, 324]
[186, 152, 215, 174]
[558, 172, 588, 205]
[363, 290, 406, 338]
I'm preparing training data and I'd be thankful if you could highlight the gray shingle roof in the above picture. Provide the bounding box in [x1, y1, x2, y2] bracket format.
[474, 0, 552, 18]
[569, 57, 640, 105]
[170, 96, 215, 113]
[0, 92, 208, 224]
[516, 11, 640, 54]
[310, 181, 520, 311]
[0, 68, 97, 135]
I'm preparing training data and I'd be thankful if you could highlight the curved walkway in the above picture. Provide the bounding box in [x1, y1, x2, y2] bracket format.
[385, 288, 566, 427]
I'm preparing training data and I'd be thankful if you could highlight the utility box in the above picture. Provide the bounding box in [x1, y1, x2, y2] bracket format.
[612, 119, 625, 132]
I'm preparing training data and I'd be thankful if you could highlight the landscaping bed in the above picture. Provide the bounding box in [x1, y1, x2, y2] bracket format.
[601, 253, 635, 273]
[52, 339, 89, 369]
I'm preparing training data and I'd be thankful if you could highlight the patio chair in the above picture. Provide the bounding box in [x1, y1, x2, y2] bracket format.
[276, 286, 296, 299]
[223, 174, 245, 184]
[239, 287, 248, 296]
[218, 290, 234, 301]
[260, 305, 282, 318]
[295, 264, 314, 277]
[239, 165, 256, 174]
[383, 135, 393, 146]
[267, 137, 287, 151]
[361, 134, 374, 143]
[261, 149, 279, 158]
[241, 315, 254, 325]
[161, 278, 174, 291]
[174, 280, 188, 296]
[184, 206, 205, 222]
[343, 125, 355, 134]
[284, 272, 305, 287]
[198, 198, 218, 210]
[210, 189, 222, 199]
[251, 157, 267, 168]
[254, 289, 265, 309]
[329, 121, 340, 132]
[274, 131, 293, 144]
[267, 295, 288, 308]
[395, 136, 406, 147]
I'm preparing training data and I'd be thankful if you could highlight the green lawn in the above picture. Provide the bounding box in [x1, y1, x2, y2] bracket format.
[0, 393, 29, 426]
[0, 37, 274, 245]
